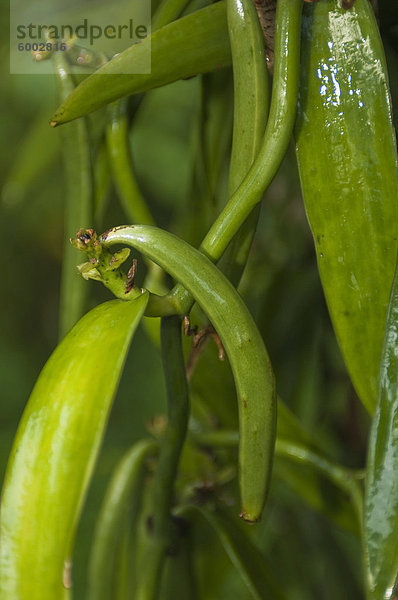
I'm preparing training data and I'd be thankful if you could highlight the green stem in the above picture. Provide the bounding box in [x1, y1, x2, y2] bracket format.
[93, 138, 111, 228]
[155, 316, 190, 538]
[54, 53, 92, 338]
[106, 100, 167, 298]
[136, 316, 190, 600]
[106, 99, 154, 226]
[192, 429, 239, 447]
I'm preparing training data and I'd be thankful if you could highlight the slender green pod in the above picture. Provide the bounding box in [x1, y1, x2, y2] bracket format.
[295, 0, 398, 414]
[219, 0, 269, 285]
[54, 52, 93, 338]
[88, 439, 157, 600]
[50, 3, 231, 125]
[226, 0, 268, 195]
[365, 262, 398, 599]
[199, 0, 302, 262]
[101, 225, 276, 522]
[0, 295, 148, 599]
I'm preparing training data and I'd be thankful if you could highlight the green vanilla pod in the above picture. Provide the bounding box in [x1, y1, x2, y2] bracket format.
[200, 0, 302, 262]
[226, 0, 268, 196]
[50, 3, 231, 125]
[219, 0, 269, 285]
[295, 0, 398, 414]
[101, 225, 276, 523]
[365, 262, 398, 600]
[0, 295, 148, 599]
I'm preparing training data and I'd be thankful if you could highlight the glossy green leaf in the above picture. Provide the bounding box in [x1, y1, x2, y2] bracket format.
[365, 263, 398, 599]
[51, 2, 231, 125]
[0, 295, 148, 600]
[295, 0, 398, 414]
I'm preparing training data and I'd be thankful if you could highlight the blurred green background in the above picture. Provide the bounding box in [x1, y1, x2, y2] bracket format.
[1, 1, 398, 597]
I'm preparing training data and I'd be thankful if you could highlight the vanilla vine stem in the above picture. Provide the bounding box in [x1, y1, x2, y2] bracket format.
[135, 315, 190, 600]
